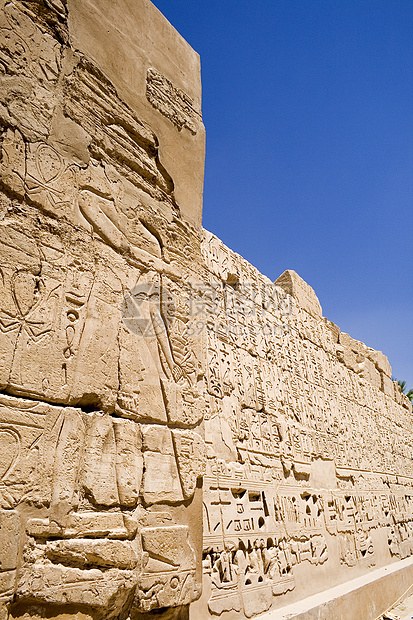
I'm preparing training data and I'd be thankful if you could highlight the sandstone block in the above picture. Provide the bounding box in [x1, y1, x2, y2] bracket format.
[136, 525, 196, 611]
[0, 510, 19, 570]
[172, 429, 207, 499]
[339, 332, 367, 359]
[16, 565, 137, 615]
[0, 0, 411, 619]
[367, 347, 392, 377]
[324, 318, 340, 343]
[142, 452, 184, 504]
[64, 513, 129, 540]
[336, 344, 359, 372]
[381, 372, 394, 397]
[401, 394, 413, 413]
[45, 539, 138, 570]
[357, 358, 382, 390]
[274, 269, 322, 319]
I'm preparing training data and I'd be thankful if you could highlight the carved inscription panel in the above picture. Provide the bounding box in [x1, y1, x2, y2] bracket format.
[0, 2, 412, 620]
[193, 231, 413, 619]
[146, 68, 202, 135]
[0, 2, 205, 619]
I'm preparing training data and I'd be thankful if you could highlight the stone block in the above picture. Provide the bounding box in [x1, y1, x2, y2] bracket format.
[142, 452, 184, 504]
[0, 0, 412, 619]
[367, 347, 392, 377]
[16, 565, 137, 615]
[339, 332, 367, 359]
[336, 344, 359, 372]
[274, 270, 322, 319]
[402, 394, 413, 414]
[357, 358, 382, 390]
[136, 525, 196, 612]
[45, 539, 138, 570]
[0, 510, 19, 571]
[381, 372, 394, 396]
[64, 513, 129, 539]
[323, 318, 340, 343]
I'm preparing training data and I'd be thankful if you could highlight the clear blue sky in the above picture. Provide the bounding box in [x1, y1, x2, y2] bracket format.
[152, 0, 413, 387]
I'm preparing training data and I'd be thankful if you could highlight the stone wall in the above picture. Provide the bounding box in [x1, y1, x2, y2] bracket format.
[0, 2, 412, 620]
[0, 1, 205, 618]
[193, 231, 413, 619]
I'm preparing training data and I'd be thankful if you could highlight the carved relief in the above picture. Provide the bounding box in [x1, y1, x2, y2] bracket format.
[136, 525, 197, 611]
[196, 231, 413, 619]
[1, 1, 412, 619]
[0, 386, 204, 617]
[146, 68, 201, 135]
[0, 1, 205, 617]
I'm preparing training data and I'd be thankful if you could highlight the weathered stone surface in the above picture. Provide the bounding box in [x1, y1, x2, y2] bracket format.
[135, 525, 197, 612]
[16, 565, 137, 614]
[367, 346, 392, 377]
[45, 539, 138, 569]
[0, 1, 412, 620]
[0, 1, 204, 618]
[142, 451, 184, 505]
[9, 606, 96, 620]
[193, 231, 413, 620]
[357, 357, 382, 390]
[323, 317, 340, 343]
[63, 513, 129, 539]
[67, 0, 205, 227]
[274, 269, 322, 319]
[339, 331, 367, 358]
[172, 429, 206, 499]
[0, 510, 19, 569]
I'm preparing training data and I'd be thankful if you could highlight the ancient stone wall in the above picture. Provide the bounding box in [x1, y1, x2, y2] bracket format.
[0, 1, 205, 618]
[193, 232, 413, 619]
[0, 2, 412, 620]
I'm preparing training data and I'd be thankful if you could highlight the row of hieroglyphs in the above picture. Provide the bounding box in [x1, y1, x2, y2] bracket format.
[198, 231, 413, 618]
[201, 470, 413, 617]
[0, 1, 207, 618]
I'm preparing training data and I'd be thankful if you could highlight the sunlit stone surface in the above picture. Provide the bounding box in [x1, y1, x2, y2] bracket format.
[0, 2, 411, 619]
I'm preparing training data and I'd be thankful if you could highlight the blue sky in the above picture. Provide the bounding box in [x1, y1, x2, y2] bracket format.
[152, 0, 413, 388]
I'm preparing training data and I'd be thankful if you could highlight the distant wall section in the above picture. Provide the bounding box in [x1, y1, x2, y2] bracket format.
[193, 230, 413, 620]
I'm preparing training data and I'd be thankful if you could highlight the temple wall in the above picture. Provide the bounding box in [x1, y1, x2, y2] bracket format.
[0, 1, 205, 618]
[193, 231, 413, 619]
[0, 2, 412, 620]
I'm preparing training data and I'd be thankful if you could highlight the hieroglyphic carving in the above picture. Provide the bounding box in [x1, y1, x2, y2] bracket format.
[146, 68, 201, 135]
[0, 199, 206, 613]
[0, 1, 205, 618]
[194, 231, 413, 619]
[1, 1, 413, 619]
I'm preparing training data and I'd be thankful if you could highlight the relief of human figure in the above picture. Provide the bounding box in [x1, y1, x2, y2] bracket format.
[78, 187, 178, 278]
[265, 542, 281, 581]
[248, 539, 264, 577]
[211, 547, 238, 588]
[233, 540, 248, 578]
[131, 271, 182, 380]
[122, 266, 205, 429]
[121, 270, 183, 422]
